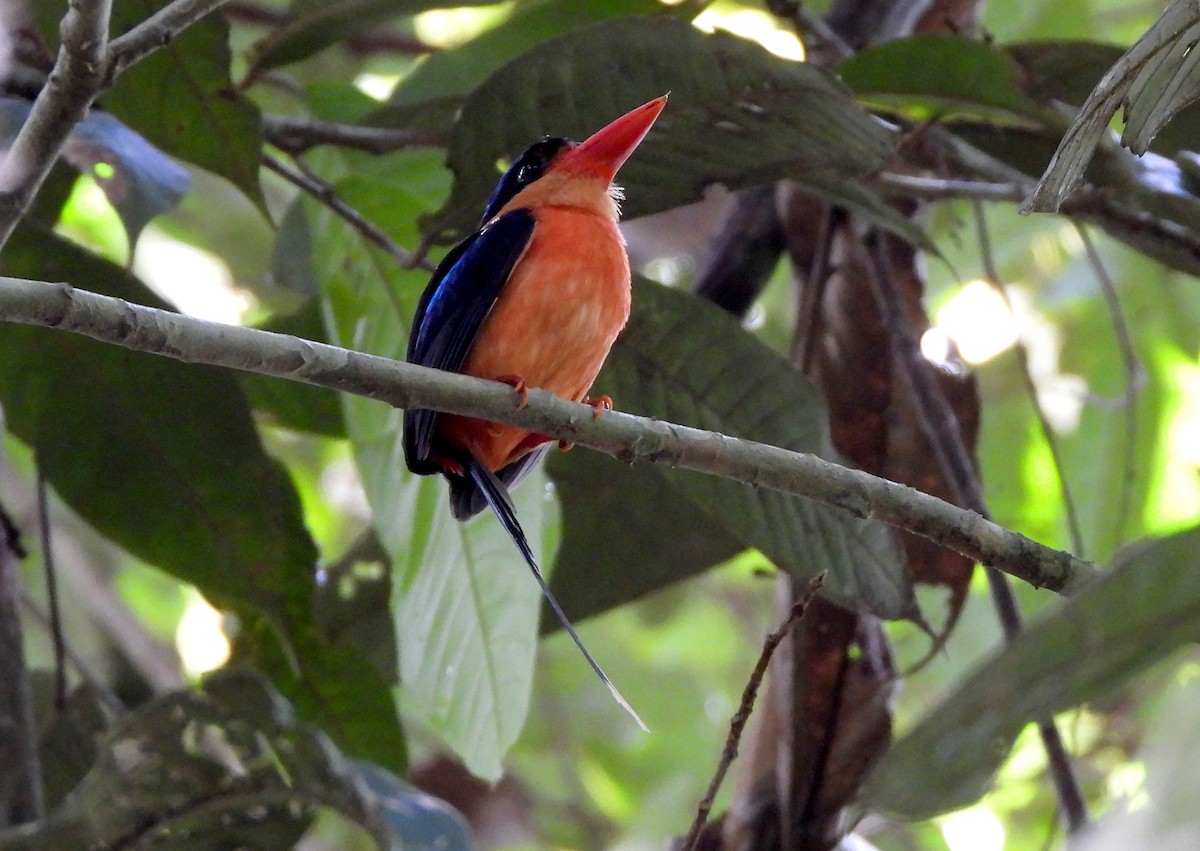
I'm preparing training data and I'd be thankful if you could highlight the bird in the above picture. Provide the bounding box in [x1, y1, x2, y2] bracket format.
[403, 96, 667, 730]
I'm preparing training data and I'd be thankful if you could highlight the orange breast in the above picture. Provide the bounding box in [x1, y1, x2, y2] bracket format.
[439, 207, 631, 472]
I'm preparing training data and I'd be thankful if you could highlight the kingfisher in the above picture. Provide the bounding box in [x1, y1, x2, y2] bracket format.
[403, 96, 666, 729]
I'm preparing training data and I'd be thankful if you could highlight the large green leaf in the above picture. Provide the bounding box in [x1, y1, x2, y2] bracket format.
[862, 524, 1200, 819]
[838, 34, 1043, 122]
[102, 0, 264, 210]
[0, 226, 404, 771]
[427, 16, 897, 242]
[549, 280, 916, 623]
[304, 150, 559, 779]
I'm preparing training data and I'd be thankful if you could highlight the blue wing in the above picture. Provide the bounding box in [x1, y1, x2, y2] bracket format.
[404, 209, 536, 474]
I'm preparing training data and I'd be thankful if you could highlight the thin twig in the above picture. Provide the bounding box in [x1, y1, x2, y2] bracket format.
[263, 115, 442, 156]
[974, 202, 1086, 556]
[223, 0, 436, 55]
[1075, 224, 1144, 546]
[35, 464, 68, 709]
[0, 277, 1099, 593]
[678, 573, 825, 851]
[766, 0, 852, 62]
[261, 152, 432, 270]
[875, 173, 1026, 203]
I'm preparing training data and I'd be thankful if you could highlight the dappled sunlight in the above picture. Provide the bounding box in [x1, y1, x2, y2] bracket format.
[694, 5, 805, 61]
[413, 3, 516, 48]
[940, 805, 1005, 851]
[176, 592, 231, 678]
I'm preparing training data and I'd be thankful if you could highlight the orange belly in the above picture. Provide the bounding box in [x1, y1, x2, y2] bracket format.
[439, 207, 631, 471]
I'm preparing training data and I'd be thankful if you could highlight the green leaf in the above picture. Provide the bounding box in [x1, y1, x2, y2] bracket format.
[249, 0, 509, 73]
[428, 16, 896, 242]
[549, 280, 916, 623]
[302, 150, 557, 779]
[838, 34, 1042, 122]
[103, 0, 264, 211]
[242, 301, 346, 437]
[862, 524, 1200, 819]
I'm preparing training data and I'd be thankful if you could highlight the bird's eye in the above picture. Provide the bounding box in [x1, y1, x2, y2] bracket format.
[517, 164, 538, 184]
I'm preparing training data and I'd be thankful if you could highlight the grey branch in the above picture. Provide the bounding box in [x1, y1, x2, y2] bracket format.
[0, 0, 232, 252]
[0, 278, 1099, 593]
[0, 0, 112, 248]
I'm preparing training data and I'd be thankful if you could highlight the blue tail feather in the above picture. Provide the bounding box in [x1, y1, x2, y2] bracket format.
[465, 458, 647, 732]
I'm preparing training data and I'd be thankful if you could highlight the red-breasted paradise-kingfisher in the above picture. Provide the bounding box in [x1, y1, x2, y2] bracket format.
[403, 96, 667, 729]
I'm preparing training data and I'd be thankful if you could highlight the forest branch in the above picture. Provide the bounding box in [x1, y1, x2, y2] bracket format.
[0, 0, 231, 251]
[0, 277, 1099, 594]
[0, 0, 112, 249]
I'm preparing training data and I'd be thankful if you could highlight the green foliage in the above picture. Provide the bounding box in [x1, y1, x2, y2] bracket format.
[5, 1, 1200, 848]
[864, 524, 1200, 819]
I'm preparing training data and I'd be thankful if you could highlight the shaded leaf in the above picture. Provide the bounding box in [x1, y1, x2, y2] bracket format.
[548, 280, 915, 622]
[0, 672, 391, 850]
[1023, 0, 1200, 212]
[862, 524, 1200, 820]
[300, 149, 556, 778]
[103, 0, 264, 211]
[838, 34, 1042, 122]
[428, 17, 896, 242]
[0, 98, 191, 249]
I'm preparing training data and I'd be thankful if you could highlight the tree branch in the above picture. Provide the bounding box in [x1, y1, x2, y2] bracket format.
[0, 277, 1099, 594]
[263, 114, 442, 156]
[0, 0, 112, 249]
[0, 0, 232, 252]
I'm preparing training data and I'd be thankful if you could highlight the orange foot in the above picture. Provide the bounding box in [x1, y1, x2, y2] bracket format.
[586, 395, 613, 418]
[559, 395, 615, 452]
[494, 374, 529, 410]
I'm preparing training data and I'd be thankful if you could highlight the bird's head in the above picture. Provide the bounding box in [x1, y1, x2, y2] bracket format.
[481, 95, 667, 223]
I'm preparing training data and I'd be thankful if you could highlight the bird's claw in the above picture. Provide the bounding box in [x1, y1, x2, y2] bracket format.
[586, 395, 613, 419]
[559, 396, 613, 452]
[495, 374, 530, 409]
